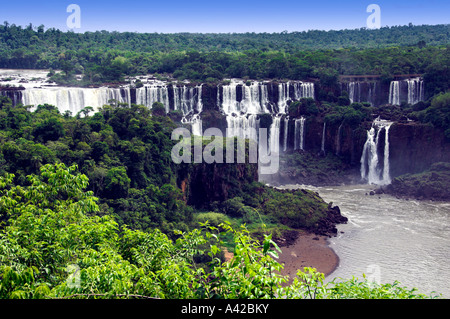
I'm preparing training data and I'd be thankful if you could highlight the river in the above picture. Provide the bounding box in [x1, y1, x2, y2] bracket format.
[281, 183, 450, 298]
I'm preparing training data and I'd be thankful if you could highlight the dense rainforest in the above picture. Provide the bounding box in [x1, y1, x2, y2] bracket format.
[0, 22, 449, 299]
[0, 23, 449, 94]
[0, 96, 437, 299]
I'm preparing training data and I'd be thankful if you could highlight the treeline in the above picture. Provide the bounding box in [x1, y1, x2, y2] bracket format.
[0, 22, 449, 87]
[1, 22, 449, 53]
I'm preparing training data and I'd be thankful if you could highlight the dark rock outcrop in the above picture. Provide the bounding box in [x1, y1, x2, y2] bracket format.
[310, 205, 348, 237]
[389, 123, 450, 177]
[384, 162, 450, 201]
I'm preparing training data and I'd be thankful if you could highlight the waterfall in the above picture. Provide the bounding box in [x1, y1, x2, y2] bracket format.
[382, 123, 392, 183]
[196, 84, 203, 113]
[20, 82, 204, 119]
[294, 117, 305, 150]
[222, 81, 240, 114]
[191, 114, 203, 136]
[0, 90, 22, 106]
[226, 114, 258, 142]
[277, 81, 314, 114]
[293, 82, 315, 100]
[360, 117, 393, 185]
[368, 81, 377, 106]
[221, 81, 265, 142]
[283, 117, 289, 152]
[336, 122, 343, 155]
[278, 82, 290, 114]
[389, 81, 400, 105]
[136, 84, 170, 112]
[222, 80, 270, 115]
[22, 87, 131, 114]
[269, 116, 281, 155]
[321, 122, 326, 154]
[406, 77, 424, 105]
[242, 81, 270, 114]
[173, 85, 203, 116]
[347, 82, 358, 104]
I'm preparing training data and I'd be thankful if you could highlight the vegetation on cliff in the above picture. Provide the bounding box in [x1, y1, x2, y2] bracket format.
[0, 163, 438, 299]
[384, 162, 450, 201]
[0, 95, 347, 240]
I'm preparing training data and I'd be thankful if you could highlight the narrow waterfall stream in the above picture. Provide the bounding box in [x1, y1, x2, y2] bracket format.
[360, 117, 393, 185]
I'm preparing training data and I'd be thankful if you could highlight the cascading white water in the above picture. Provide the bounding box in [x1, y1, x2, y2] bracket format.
[389, 81, 400, 105]
[360, 117, 393, 185]
[136, 83, 203, 133]
[243, 81, 270, 114]
[406, 77, 425, 105]
[226, 114, 258, 141]
[283, 117, 289, 152]
[136, 84, 170, 112]
[382, 123, 391, 183]
[269, 116, 281, 155]
[278, 82, 290, 114]
[222, 80, 271, 115]
[221, 80, 272, 143]
[22, 87, 130, 114]
[347, 82, 358, 104]
[294, 117, 305, 150]
[321, 122, 326, 154]
[220, 80, 314, 146]
[279, 81, 315, 114]
[196, 84, 203, 113]
[173, 85, 203, 116]
[221, 81, 240, 114]
[368, 81, 377, 106]
[190, 114, 203, 136]
[335, 122, 343, 155]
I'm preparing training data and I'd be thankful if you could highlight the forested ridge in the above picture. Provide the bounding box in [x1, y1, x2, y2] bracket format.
[0, 23, 449, 86]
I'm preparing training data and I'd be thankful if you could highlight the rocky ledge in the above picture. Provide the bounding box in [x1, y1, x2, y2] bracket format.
[309, 204, 348, 237]
[381, 162, 450, 201]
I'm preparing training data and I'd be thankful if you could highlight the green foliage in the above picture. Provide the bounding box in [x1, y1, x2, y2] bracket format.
[412, 92, 450, 137]
[194, 212, 230, 227]
[386, 162, 450, 201]
[1, 23, 449, 84]
[0, 166, 438, 299]
[104, 167, 131, 199]
[289, 98, 318, 117]
[151, 102, 166, 116]
[324, 102, 370, 128]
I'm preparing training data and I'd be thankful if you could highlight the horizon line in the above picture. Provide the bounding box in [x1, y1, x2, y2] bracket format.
[2, 21, 449, 35]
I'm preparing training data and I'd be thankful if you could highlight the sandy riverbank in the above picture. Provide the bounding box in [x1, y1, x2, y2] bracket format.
[277, 232, 339, 283]
[222, 230, 340, 284]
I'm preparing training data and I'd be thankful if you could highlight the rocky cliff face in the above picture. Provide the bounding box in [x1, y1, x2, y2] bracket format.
[389, 122, 450, 177]
[197, 81, 449, 187]
[3, 78, 447, 186]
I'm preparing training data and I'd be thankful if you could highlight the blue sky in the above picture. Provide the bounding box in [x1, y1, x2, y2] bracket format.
[1, 0, 449, 33]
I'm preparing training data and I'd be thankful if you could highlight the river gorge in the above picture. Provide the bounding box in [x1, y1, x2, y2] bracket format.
[1, 69, 449, 297]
